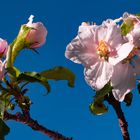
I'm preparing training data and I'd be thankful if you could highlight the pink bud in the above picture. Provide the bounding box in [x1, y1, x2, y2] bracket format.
[26, 15, 48, 48]
[0, 38, 8, 57]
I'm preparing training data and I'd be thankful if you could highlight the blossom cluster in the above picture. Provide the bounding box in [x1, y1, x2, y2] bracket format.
[0, 15, 47, 80]
[65, 12, 140, 101]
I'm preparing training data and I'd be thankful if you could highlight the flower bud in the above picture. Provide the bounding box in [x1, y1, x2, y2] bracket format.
[9, 15, 48, 66]
[25, 15, 48, 48]
[0, 38, 8, 58]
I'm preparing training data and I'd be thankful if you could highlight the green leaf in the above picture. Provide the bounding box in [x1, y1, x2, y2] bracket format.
[0, 101, 5, 119]
[41, 66, 75, 87]
[135, 13, 140, 16]
[17, 72, 51, 93]
[124, 92, 133, 106]
[95, 82, 113, 99]
[0, 119, 10, 140]
[11, 25, 32, 65]
[0, 91, 11, 118]
[89, 82, 112, 115]
[121, 22, 133, 35]
[5, 40, 16, 68]
[89, 98, 108, 115]
[0, 91, 15, 117]
[6, 67, 20, 78]
[137, 83, 140, 94]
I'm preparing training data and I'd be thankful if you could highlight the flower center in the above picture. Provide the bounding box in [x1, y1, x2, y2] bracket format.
[97, 40, 110, 61]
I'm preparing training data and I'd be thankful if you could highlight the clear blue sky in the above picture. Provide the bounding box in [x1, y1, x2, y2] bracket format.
[0, 0, 140, 140]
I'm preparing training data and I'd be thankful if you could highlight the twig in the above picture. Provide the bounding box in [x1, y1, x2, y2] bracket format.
[2, 83, 72, 140]
[106, 94, 130, 140]
[4, 111, 72, 140]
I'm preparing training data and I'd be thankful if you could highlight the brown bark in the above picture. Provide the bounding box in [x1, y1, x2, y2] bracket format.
[4, 111, 72, 140]
[106, 94, 130, 140]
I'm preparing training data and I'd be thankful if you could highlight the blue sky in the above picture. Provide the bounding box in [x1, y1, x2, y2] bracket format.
[0, 0, 140, 140]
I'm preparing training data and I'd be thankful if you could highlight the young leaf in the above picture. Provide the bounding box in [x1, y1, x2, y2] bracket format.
[41, 66, 75, 87]
[95, 82, 113, 99]
[135, 13, 140, 16]
[0, 119, 10, 140]
[137, 83, 140, 94]
[17, 72, 51, 93]
[0, 91, 14, 117]
[124, 92, 133, 106]
[121, 22, 133, 35]
[89, 82, 112, 115]
[6, 39, 16, 68]
[6, 67, 20, 78]
[11, 25, 31, 64]
[0, 100, 5, 119]
[89, 98, 108, 115]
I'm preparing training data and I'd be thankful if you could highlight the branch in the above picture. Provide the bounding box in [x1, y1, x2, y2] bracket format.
[4, 111, 72, 140]
[106, 94, 130, 140]
[3, 82, 72, 140]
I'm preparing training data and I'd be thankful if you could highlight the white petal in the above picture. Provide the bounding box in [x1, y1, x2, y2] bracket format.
[129, 23, 140, 47]
[79, 24, 97, 33]
[65, 27, 98, 66]
[113, 17, 123, 23]
[109, 42, 134, 65]
[133, 56, 140, 76]
[111, 63, 136, 101]
[104, 21, 123, 46]
[84, 61, 113, 90]
[26, 15, 34, 26]
[123, 12, 140, 22]
[96, 26, 107, 42]
[100, 20, 124, 47]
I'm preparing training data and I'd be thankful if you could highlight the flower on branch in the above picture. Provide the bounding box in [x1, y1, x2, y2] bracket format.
[65, 19, 135, 101]
[0, 38, 8, 58]
[25, 15, 48, 49]
[112, 12, 140, 101]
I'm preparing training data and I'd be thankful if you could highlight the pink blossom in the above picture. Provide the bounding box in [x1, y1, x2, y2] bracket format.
[123, 12, 140, 25]
[26, 15, 48, 48]
[0, 38, 8, 57]
[111, 13, 140, 101]
[111, 62, 136, 101]
[111, 46, 140, 101]
[108, 12, 140, 101]
[122, 12, 140, 47]
[65, 20, 134, 91]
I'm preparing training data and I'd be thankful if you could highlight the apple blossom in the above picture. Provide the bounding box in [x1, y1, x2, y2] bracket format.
[25, 15, 48, 48]
[108, 13, 140, 101]
[123, 12, 140, 25]
[111, 62, 136, 101]
[122, 12, 140, 47]
[65, 20, 134, 92]
[103, 13, 140, 101]
[0, 38, 8, 58]
[6, 15, 48, 67]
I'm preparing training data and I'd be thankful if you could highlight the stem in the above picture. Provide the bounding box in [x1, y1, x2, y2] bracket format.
[5, 40, 17, 81]
[6, 41, 15, 68]
[106, 94, 130, 140]
[4, 111, 72, 140]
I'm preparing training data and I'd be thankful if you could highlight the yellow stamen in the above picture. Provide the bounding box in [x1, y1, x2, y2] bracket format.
[97, 40, 110, 61]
